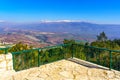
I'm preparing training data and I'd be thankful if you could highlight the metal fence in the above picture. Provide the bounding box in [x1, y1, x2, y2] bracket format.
[12, 44, 72, 71]
[0, 47, 9, 54]
[11, 44, 120, 71]
[72, 44, 120, 71]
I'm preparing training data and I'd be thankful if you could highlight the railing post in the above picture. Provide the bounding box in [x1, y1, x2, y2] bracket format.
[71, 44, 74, 58]
[63, 44, 66, 59]
[38, 49, 40, 67]
[99, 49, 101, 62]
[5, 48, 8, 54]
[109, 51, 112, 70]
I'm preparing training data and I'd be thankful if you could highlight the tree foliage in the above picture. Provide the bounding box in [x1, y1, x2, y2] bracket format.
[97, 31, 107, 41]
[9, 42, 33, 52]
[11, 35, 120, 71]
[63, 39, 75, 44]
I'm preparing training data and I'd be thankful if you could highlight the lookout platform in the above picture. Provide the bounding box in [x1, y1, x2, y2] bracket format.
[0, 58, 120, 80]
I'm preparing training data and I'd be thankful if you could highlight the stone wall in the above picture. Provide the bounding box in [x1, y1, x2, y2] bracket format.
[0, 53, 13, 71]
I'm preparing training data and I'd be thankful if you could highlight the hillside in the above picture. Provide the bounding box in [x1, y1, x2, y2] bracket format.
[1, 21, 120, 39]
[0, 21, 120, 47]
[0, 33, 48, 48]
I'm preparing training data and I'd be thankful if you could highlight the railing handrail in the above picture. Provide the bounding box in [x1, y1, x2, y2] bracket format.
[12, 48, 40, 54]
[74, 44, 120, 53]
[11, 44, 71, 54]
[0, 47, 9, 50]
[11, 43, 120, 54]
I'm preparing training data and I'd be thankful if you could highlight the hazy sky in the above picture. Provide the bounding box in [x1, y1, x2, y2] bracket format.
[0, 0, 120, 24]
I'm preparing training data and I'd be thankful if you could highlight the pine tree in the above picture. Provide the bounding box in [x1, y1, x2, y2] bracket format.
[97, 32, 107, 41]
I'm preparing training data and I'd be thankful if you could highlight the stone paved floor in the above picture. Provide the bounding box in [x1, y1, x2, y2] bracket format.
[1, 60, 120, 80]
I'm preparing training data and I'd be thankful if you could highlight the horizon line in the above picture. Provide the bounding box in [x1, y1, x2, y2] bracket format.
[0, 19, 120, 25]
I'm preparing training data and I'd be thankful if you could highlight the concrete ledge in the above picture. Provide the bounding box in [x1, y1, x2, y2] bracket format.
[67, 57, 120, 73]
[67, 57, 110, 70]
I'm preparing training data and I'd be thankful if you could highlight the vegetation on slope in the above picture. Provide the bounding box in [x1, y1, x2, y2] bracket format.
[1, 32, 120, 71]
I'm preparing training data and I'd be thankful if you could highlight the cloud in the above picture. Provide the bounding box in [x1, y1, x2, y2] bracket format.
[40, 20, 81, 23]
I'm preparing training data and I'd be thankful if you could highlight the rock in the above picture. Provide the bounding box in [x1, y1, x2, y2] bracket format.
[105, 71, 115, 79]
[75, 75, 89, 80]
[75, 65, 88, 74]
[50, 74, 63, 80]
[25, 77, 45, 80]
[6, 53, 12, 60]
[89, 76, 107, 80]
[0, 54, 5, 61]
[37, 73, 48, 79]
[109, 78, 120, 80]
[59, 71, 74, 79]
[0, 61, 6, 68]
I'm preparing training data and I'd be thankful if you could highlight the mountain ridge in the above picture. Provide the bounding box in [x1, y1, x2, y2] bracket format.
[0, 21, 120, 39]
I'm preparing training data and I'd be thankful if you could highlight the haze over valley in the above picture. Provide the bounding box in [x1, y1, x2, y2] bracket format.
[0, 21, 120, 47]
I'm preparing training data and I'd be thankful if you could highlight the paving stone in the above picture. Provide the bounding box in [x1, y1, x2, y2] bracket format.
[0, 60, 120, 80]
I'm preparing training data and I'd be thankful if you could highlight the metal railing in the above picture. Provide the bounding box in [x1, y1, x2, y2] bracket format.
[12, 44, 71, 71]
[11, 44, 120, 71]
[0, 47, 9, 54]
[72, 44, 120, 71]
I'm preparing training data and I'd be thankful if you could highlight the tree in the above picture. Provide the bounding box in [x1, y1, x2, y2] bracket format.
[97, 32, 107, 41]
[63, 39, 75, 44]
[9, 42, 32, 52]
[113, 39, 120, 46]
